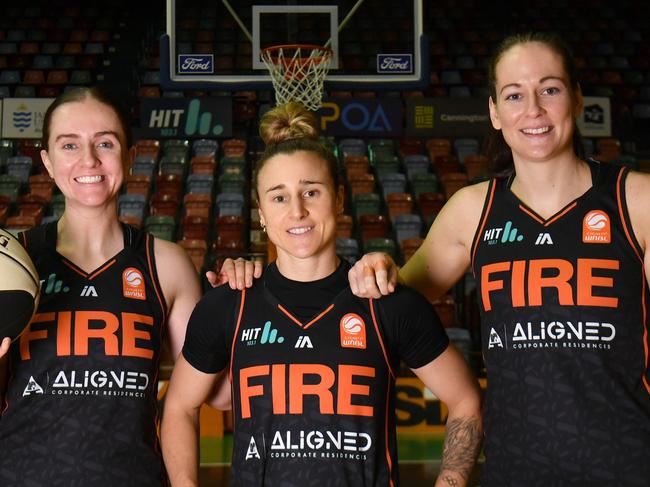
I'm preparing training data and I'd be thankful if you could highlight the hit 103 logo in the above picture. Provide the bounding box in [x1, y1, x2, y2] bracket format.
[145, 99, 225, 137]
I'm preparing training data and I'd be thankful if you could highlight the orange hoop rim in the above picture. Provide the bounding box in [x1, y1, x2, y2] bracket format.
[261, 44, 333, 66]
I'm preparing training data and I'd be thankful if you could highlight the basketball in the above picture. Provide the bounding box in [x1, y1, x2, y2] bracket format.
[0, 229, 40, 340]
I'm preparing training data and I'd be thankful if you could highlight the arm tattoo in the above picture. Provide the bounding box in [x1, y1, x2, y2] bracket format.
[442, 475, 459, 486]
[439, 417, 482, 481]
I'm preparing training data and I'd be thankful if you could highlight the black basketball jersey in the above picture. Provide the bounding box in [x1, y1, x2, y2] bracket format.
[471, 160, 650, 486]
[183, 262, 449, 487]
[0, 221, 168, 487]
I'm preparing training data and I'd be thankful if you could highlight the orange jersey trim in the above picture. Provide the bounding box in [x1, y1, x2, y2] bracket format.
[277, 303, 335, 330]
[384, 373, 395, 487]
[544, 202, 577, 226]
[61, 257, 117, 280]
[517, 201, 578, 227]
[616, 167, 650, 395]
[145, 235, 166, 325]
[229, 288, 247, 384]
[144, 233, 168, 461]
[471, 180, 496, 276]
[369, 299, 395, 379]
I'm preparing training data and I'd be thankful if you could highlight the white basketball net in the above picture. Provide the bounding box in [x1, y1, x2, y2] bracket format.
[261, 45, 332, 111]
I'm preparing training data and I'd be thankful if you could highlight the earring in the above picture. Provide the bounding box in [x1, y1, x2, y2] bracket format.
[261, 222, 266, 233]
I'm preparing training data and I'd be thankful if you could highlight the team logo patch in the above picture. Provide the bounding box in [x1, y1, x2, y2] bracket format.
[340, 313, 366, 349]
[122, 267, 146, 300]
[582, 210, 611, 244]
[23, 376, 44, 396]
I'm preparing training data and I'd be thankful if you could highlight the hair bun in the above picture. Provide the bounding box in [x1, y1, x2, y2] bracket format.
[259, 102, 319, 145]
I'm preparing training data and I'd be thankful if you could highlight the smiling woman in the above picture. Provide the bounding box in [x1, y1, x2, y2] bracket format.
[161, 102, 482, 487]
[0, 87, 202, 487]
[344, 32, 650, 486]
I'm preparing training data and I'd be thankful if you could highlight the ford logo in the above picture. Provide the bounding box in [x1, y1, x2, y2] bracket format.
[178, 54, 214, 74]
[377, 54, 413, 74]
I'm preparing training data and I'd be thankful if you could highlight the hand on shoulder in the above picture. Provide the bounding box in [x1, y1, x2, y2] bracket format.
[347, 252, 399, 299]
[205, 257, 263, 289]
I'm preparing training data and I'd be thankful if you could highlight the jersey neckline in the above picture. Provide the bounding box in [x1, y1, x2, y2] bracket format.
[505, 159, 601, 227]
[261, 260, 353, 330]
[46, 220, 134, 279]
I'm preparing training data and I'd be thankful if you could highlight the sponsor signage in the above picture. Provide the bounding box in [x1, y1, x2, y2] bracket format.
[406, 97, 490, 137]
[178, 54, 214, 74]
[377, 54, 413, 74]
[396, 377, 487, 433]
[317, 98, 403, 136]
[577, 96, 611, 137]
[137, 97, 232, 138]
[1, 98, 54, 139]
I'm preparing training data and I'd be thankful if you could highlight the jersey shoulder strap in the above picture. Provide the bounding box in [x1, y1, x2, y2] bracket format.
[20, 220, 58, 259]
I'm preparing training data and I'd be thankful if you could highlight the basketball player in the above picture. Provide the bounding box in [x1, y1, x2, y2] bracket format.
[0, 87, 202, 486]
[343, 33, 650, 485]
[161, 102, 482, 487]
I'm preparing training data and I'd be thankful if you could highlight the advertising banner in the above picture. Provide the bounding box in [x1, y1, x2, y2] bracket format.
[406, 98, 490, 137]
[138, 97, 232, 138]
[1, 98, 54, 139]
[577, 96, 611, 137]
[317, 98, 403, 137]
[396, 377, 487, 433]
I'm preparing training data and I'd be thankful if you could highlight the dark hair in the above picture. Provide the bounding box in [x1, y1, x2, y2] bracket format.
[254, 102, 339, 198]
[41, 86, 133, 151]
[486, 32, 584, 175]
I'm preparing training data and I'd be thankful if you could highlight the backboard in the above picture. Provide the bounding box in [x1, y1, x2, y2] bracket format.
[161, 0, 428, 91]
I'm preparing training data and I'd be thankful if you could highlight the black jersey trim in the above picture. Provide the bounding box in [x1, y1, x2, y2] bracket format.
[470, 178, 496, 277]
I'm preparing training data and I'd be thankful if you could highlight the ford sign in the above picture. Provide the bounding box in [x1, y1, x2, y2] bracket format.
[178, 55, 214, 74]
[377, 54, 413, 74]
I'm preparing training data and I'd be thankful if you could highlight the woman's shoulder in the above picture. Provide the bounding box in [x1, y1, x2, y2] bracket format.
[444, 179, 492, 210]
[377, 283, 435, 314]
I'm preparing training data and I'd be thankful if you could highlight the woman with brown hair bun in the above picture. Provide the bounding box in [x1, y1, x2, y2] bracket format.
[161, 102, 482, 487]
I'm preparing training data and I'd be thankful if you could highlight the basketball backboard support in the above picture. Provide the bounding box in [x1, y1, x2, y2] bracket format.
[161, 0, 428, 91]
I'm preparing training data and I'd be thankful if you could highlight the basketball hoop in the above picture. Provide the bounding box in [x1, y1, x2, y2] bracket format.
[261, 44, 333, 111]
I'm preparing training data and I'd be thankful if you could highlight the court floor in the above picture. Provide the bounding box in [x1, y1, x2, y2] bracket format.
[198, 433, 483, 486]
